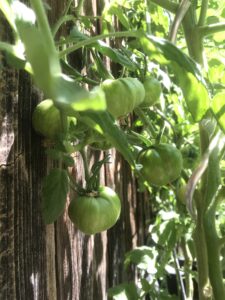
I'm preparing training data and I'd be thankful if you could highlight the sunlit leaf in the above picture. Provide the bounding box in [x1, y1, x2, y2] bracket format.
[140, 35, 210, 121]
[124, 246, 157, 273]
[108, 283, 139, 300]
[108, 5, 130, 29]
[53, 75, 106, 112]
[15, 21, 59, 95]
[211, 92, 225, 133]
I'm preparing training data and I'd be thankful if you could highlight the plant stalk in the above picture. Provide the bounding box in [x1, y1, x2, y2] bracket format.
[59, 31, 142, 57]
[181, 238, 194, 300]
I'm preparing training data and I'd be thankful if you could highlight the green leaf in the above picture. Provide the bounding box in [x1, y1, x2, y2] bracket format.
[108, 5, 130, 29]
[124, 246, 156, 273]
[95, 41, 136, 70]
[172, 63, 210, 122]
[53, 75, 106, 112]
[69, 28, 136, 70]
[140, 35, 210, 121]
[42, 169, 69, 224]
[16, 20, 106, 111]
[108, 283, 139, 300]
[211, 92, 225, 133]
[15, 21, 59, 95]
[80, 111, 135, 166]
[0, 0, 20, 32]
[158, 219, 177, 248]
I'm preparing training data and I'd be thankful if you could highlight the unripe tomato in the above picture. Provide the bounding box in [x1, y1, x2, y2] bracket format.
[101, 77, 145, 118]
[32, 99, 76, 139]
[68, 186, 121, 234]
[141, 77, 162, 107]
[138, 144, 183, 186]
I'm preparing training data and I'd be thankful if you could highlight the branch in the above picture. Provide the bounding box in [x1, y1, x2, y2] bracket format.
[199, 22, 225, 37]
[149, 0, 178, 14]
[198, 0, 208, 26]
[59, 31, 141, 57]
[168, 0, 191, 43]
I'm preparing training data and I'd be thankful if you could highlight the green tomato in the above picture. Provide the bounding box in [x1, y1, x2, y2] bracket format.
[101, 77, 145, 118]
[138, 144, 183, 186]
[32, 99, 76, 139]
[68, 186, 121, 234]
[141, 77, 162, 107]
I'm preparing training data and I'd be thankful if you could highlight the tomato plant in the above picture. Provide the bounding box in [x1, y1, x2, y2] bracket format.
[68, 186, 121, 235]
[138, 144, 183, 186]
[2, 0, 225, 299]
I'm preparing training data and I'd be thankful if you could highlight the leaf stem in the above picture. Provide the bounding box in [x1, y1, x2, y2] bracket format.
[59, 31, 142, 57]
[52, 15, 77, 37]
[168, 0, 191, 43]
[193, 193, 211, 300]
[30, 0, 55, 54]
[80, 149, 90, 183]
[74, 0, 85, 16]
[199, 22, 225, 37]
[198, 0, 208, 26]
[146, 0, 152, 34]
[134, 107, 157, 139]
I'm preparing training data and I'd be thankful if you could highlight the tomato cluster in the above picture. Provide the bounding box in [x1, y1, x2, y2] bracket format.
[32, 77, 182, 234]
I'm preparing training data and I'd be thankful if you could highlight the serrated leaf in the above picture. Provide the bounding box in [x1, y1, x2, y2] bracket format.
[158, 219, 177, 247]
[108, 283, 139, 300]
[42, 169, 69, 224]
[140, 35, 210, 121]
[211, 92, 225, 133]
[124, 246, 156, 273]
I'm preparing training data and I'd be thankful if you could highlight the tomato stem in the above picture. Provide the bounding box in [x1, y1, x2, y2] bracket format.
[59, 30, 143, 58]
[134, 107, 157, 139]
[80, 149, 90, 183]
